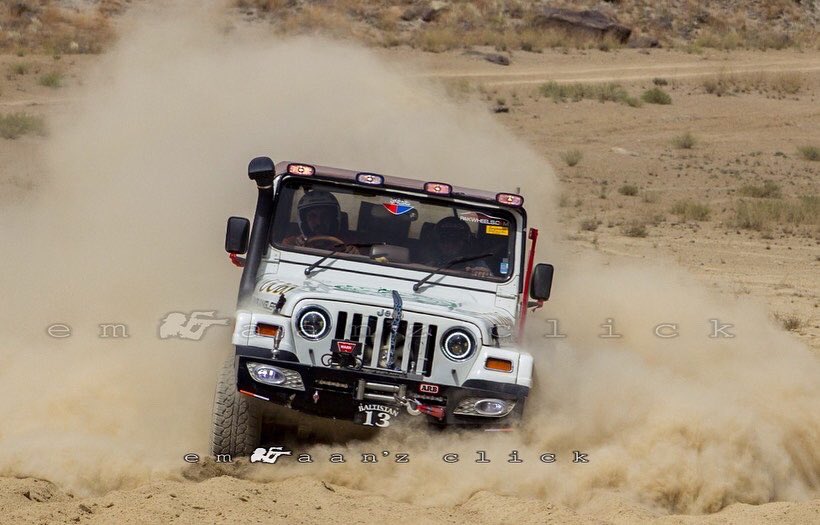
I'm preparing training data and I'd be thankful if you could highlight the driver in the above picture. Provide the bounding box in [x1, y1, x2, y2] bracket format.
[282, 190, 360, 254]
[424, 216, 493, 278]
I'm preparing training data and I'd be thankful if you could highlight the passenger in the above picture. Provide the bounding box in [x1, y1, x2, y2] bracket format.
[424, 216, 493, 278]
[282, 190, 360, 254]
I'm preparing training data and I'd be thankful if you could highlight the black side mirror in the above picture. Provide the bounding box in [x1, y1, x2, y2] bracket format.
[225, 217, 250, 254]
[530, 263, 554, 301]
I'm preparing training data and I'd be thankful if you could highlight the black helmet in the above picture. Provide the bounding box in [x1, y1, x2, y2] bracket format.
[297, 190, 341, 236]
[435, 216, 470, 242]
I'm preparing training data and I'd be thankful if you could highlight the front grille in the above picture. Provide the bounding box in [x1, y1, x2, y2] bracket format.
[335, 310, 437, 376]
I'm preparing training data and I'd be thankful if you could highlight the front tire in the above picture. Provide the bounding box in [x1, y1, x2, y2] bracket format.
[210, 357, 261, 457]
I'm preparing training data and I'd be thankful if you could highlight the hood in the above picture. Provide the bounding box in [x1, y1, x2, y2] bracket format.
[249, 275, 516, 337]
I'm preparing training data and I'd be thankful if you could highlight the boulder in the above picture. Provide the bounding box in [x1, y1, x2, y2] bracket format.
[627, 34, 660, 48]
[483, 53, 511, 66]
[531, 7, 632, 43]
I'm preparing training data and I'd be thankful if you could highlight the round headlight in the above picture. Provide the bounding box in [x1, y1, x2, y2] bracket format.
[296, 307, 331, 340]
[441, 329, 475, 361]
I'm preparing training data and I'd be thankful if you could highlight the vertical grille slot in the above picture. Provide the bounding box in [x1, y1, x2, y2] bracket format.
[420, 325, 437, 376]
[363, 315, 378, 364]
[334, 311, 347, 340]
[406, 322, 423, 374]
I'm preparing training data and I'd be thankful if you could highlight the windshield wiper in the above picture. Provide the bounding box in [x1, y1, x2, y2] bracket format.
[412, 252, 494, 292]
[304, 243, 376, 276]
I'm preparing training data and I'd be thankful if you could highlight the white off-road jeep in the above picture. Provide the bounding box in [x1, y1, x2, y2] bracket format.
[211, 157, 554, 456]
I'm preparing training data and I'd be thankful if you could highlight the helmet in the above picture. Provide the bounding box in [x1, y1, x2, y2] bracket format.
[297, 190, 341, 236]
[435, 216, 470, 243]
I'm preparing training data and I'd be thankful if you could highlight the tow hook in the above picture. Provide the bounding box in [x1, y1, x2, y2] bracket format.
[396, 396, 444, 421]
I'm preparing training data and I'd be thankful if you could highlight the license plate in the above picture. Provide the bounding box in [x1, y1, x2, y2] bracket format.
[354, 403, 400, 428]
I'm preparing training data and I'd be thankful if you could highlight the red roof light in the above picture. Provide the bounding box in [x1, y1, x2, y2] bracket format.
[496, 193, 524, 207]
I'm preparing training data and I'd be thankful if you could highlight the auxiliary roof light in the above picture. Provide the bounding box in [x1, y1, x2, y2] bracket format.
[424, 182, 452, 195]
[287, 163, 315, 176]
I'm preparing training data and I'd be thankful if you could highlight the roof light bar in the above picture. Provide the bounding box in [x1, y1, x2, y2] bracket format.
[496, 193, 524, 207]
[424, 182, 452, 195]
[356, 173, 384, 185]
[287, 163, 315, 176]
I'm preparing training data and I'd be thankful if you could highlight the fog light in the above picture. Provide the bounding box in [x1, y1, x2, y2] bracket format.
[246, 362, 305, 391]
[454, 397, 515, 417]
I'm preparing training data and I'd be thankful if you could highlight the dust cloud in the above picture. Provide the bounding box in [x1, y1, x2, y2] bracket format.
[0, 2, 817, 516]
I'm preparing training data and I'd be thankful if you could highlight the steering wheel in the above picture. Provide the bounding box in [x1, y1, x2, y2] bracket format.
[304, 235, 347, 250]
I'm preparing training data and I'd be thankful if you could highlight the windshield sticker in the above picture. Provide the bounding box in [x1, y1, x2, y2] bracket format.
[383, 199, 415, 216]
[485, 224, 509, 236]
[459, 211, 509, 227]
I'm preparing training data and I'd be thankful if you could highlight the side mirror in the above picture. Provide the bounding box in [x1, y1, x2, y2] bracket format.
[530, 263, 554, 301]
[225, 217, 250, 254]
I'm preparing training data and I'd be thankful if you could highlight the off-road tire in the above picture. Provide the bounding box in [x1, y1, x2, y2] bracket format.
[210, 357, 261, 457]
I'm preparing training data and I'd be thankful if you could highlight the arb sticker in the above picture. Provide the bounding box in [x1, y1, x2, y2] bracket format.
[383, 199, 414, 215]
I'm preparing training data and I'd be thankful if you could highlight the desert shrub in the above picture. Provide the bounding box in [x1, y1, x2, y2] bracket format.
[580, 217, 599, 231]
[732, 196, 819, 230]
[652, 78, 669, 86]
[618, 184, 639, 196]
[641, 87, 672, 105]
[797, 145, 819, 161]
[671, 200, 711, 221]
[623, 220, 648, 237]
[739, 180, 782, 198]
[38, 72, 63, 88]
[539, 81, 639, 106]
[671, 132, 697, 149]
[701, 71, 805, 96]
[0, 112, 46, 139]
[775, 313, 802, 331]
[9, 62, 31, 75]
[560, 149, 583, 167]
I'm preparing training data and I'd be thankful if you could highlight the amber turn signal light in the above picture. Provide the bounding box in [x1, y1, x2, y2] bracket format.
[255, 323, 281, 338]
[485, 357, 513, 372]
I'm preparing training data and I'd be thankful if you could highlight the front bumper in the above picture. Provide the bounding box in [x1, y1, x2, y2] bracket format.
[235, 350, 528, 426]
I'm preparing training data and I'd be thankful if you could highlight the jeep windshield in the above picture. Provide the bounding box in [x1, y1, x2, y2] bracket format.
[269, 178, 518, 282]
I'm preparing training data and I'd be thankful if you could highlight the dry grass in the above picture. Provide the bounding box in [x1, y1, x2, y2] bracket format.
[0, 3, 115, 54]
[38, 72, 63, 88]
[641, 87, 672, 105]
[623, 220, 649, 238]
[775, 313, 803, 332]
[0, 112, 46, 139]
[671, 132, 697, 149]
[231, 1, 817, 52]
[701, 71, 805, 97]
[732, 196, 819, 230]
[560, 149, 583, 167]
[671, 200, 711, 221]
[739, 180, 782, 199]
[580, 217, 600, 232]
[539, 82, 641, 107]
[797, 145, 819, 161]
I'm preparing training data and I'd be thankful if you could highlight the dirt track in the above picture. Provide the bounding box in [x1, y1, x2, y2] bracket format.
[1, 8, 818, 524]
